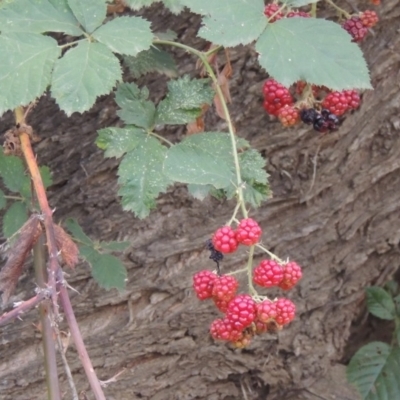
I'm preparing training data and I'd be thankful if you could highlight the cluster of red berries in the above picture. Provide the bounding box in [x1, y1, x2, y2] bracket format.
[342, 10, 379, 42]
[262, 78, 361, 132]
[264, 3, 310, 22]
[193, 218, 303, 347]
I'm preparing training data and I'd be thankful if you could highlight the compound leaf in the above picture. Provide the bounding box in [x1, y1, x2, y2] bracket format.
[92, 16, 153, 56]
[347, 342, 400, 400]
[79, 246, 127, 290]
[366, 287, 396, 320]
[156, 75, 214, 125]
[67, 0, 106, 33]
[3, 201, 28, 238]
[196, 0, 267, 47]
[115, 83, 156, 128]
[51, 41, 122, 115]
[96, 126, 147, 158]
[0, 189, 6, 210]
[65, 218, 93, 246]
[124, 47, 178, 78]
[163, 132, 242, 188]
[0, 0, 82, 35]
[256, 18, 372, 90]
[118, 136, 170, 218]
[0, 33, 60, 116]
[0, 148, 28, 193]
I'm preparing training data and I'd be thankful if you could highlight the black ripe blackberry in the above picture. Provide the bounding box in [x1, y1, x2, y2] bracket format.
[205, 239, 223, 274]
[300, 108, 318, 124]
[313, 116, 329, 133]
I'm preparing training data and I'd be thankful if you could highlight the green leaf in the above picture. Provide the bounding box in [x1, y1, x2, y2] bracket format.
[0, 0, 83, 35]
[92, 16, 153, 56]
[124, 0, 184, 13]
[64, 218, 93, 246]
[393, 295, 400, 317]
[196, 0, 267, 47]
[384, 281, 399, 297]
[124, 47, 178, 78]
[156, 75, 214, 125]
[366, 287, 395, 320]
[67, 0, 106, 33]
[40, 166, 53, 189]
[0, 189, 6, 210]
[187, 184, 213, 200]
[347, 342, 400, 400]
[0, 33, 60, 116]
[51, 41, 122, 115]
[0, 148, 28, 193]
[256, 18, 372, 90]
[2, 201, 28, 238]
[118, 136, 170, 218]
[115, 83, 156, 128]
[163, 132, 242, 188]
[99, 241, 131, 252]
[282, 0, 320, 6]
[79, 246, 127, 290]
[96, 126, 147, 158]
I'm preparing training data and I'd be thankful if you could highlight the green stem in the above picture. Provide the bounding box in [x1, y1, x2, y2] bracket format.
[246, 246, 258, 297]
[58, 39, 85, 49]
[204, 45, 222, 58]
[324, 0, 351, 18]
[149, 131, 173, 146]
[4, 195, 24, 201]
[227, 267, 248, 276]
[34, 235, 61, 400]
[227, 202, 241, 226]
[311, 2, 317, 17]
[153, 39, 248, 218]
[256, 243, 284, 263]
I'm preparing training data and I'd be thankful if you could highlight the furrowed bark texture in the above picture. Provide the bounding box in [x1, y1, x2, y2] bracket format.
[0, 1, 399, 399]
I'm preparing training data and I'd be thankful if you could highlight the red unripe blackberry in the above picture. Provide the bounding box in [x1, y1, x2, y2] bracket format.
[370, 0, 380, 4]
[212, 226, 238, 254]
[342, 16, 368, 42]
[279, 261, 302, 290]
[235, 218, 262, 246]
[256, 300, 278, 323]
[226, 294, 257, 330]
[193, 270, 217, 300]
[263, 79, 294, 116]
[253, 259, 284, 288]
[264, 3, 284, 22]
[232, 332, 253, 348]
[253, 319, 268, 335]
[343, 89, 361, 109]
[278, 105, 300, 127]
[360, 10, 379, 28]
[210, 318, 243, 342]
[212, 275, 239, 302]
[321, 91, 349, 116]
[286, 10, 310, 18]
[275, 298, 296, 325]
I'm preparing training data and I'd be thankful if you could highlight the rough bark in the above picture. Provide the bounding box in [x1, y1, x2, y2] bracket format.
[1, 1, 400, 399]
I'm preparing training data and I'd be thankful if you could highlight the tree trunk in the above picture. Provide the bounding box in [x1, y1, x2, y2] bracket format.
[1, 1, 399, 399]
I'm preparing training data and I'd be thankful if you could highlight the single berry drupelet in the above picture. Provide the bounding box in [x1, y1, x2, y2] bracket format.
[278, 105, 300, 127]
[360, 10, 379, 28]
[226, 294, 257, 330]
[212, 275, 239, 302]
[193, 270, 217, 300]
[342, 16, 368, 42]
[236, 218, 262, 246]
[263, 79, 294, 116]
[256, 300, 278, 323]
[253, 259, 284, 287]
[279, 261, 303, 290]
[263, 3, 284, 22]
[322, 91, 349, 116]
[212, 226, 238, 254]
[275, 298, 296, 325]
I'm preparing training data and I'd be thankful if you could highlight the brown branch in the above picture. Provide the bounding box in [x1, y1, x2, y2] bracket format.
[0, 291, 47, 327]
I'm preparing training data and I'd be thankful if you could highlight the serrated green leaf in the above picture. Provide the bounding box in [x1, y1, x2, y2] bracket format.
[40, 166, 53, 189]
[92, 16, 153, 56]
[99, 241, 131, 252]
[240, 149, 268, 184]
[156, 75, 214, 125]
[118, 136, 170, 218]
[96, 126, 147, 158]
[0, 0, 82, 35]
[366, 287, 395, 320]
[2, 201, 28, 238]
[384, 281, 399, 298]
[163, 132, 243, 188]
[0, 189, 6, 210]
[242, 182, 271, 207]
[187, 184, 213, 200]
[79, 245, 127, 290]
[51, 41, 122, 115]
[115, 83, 156, 128]
[347, 342, 400, 400]
[282, 0, 319, 6]
[0, 149, 28, 193]
[257, 18, 372, 90]
[196, 0, 267, 47]
[124, 47, 178, 78]
[67, 0, 106, 33]
[179, 0, 213, 14]
[154, 29, 178, 41]
[65, 218, 93, 246]
[124, 0, 184, 13]
[0, 33, 60, 116]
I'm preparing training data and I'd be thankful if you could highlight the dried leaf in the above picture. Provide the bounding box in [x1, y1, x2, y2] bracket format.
[213, 62, 232, 120]
[186, 104, 209, 135]
[0, 214, 42, 304]
[53, 224, 79, 269]
[107, 0, 127, 14]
